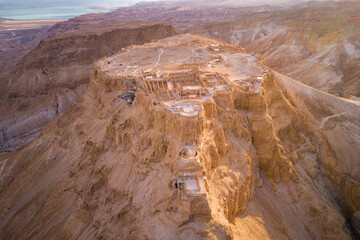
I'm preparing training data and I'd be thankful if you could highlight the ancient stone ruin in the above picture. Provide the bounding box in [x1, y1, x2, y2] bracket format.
[96, 35, 268, 224]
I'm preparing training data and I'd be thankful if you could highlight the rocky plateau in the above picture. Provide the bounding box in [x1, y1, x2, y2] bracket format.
[2, 0, 360, 152]
[0, 34, 359, 240]
[0, 1, 359, 239]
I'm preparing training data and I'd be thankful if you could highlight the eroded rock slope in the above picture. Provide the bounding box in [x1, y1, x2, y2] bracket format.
[0, 35, 359, 239]
[189, 1, 360, 98]
[0, 21, 176, 151]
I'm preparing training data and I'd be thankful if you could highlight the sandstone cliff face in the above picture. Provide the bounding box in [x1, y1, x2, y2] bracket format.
[274, 71, 360, 238]
[0, 25, 55, 105]
[0, 35, 358, 239]
[0, 22, 176, 151]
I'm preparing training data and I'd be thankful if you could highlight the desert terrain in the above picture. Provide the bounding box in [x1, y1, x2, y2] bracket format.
[189, 0, 360, 98]
[0, 18, 66, 104]
[0, 34, 359, 240]
[1, 0, 360, 153]
[0, 19, 65, 32]
[0, 20, 176, 151]
[2, 0, 360, 152]
[0, 1, 359, 239]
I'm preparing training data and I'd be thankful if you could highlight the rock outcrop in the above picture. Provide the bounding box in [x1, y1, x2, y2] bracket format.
[4, 0, 360, 153]
[0, 35, 358, 239]
[274, 71, 360, 238]
[0, 23, 57, 105]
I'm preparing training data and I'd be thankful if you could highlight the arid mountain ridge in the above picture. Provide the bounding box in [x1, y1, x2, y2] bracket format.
[0, 21, 176, 151]
[0, 34, 359, 239]
[189, 0, 360, 97]
[1, 0, 359, 152]
[0, 1, 359, 239]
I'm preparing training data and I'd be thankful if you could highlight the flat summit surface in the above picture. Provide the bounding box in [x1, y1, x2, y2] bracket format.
[99, 34, 265, 82]
[97, 34, 267, 113]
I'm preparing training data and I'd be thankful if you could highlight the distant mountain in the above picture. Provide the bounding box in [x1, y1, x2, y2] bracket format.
[190, 0, 360, 97]
[0, 0, 137, 10]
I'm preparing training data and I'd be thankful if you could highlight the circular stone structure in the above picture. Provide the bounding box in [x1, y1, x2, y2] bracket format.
[181, 104, 198, 117]
[163, 101, 202, 118]
[183, 104, 194, 113]
[180, 147, 197, 158]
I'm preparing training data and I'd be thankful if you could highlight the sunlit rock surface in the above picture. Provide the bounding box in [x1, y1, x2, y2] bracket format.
[0, 34, 358, 239]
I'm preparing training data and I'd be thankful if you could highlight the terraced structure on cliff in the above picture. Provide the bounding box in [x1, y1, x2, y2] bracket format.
[98, 34, 266, 111]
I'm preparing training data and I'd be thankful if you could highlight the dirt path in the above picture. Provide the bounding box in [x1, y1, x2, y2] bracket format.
[156, 48, 164, 65]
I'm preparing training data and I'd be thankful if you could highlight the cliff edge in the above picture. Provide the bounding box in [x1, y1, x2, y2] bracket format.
[0, 34, 358, 239]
